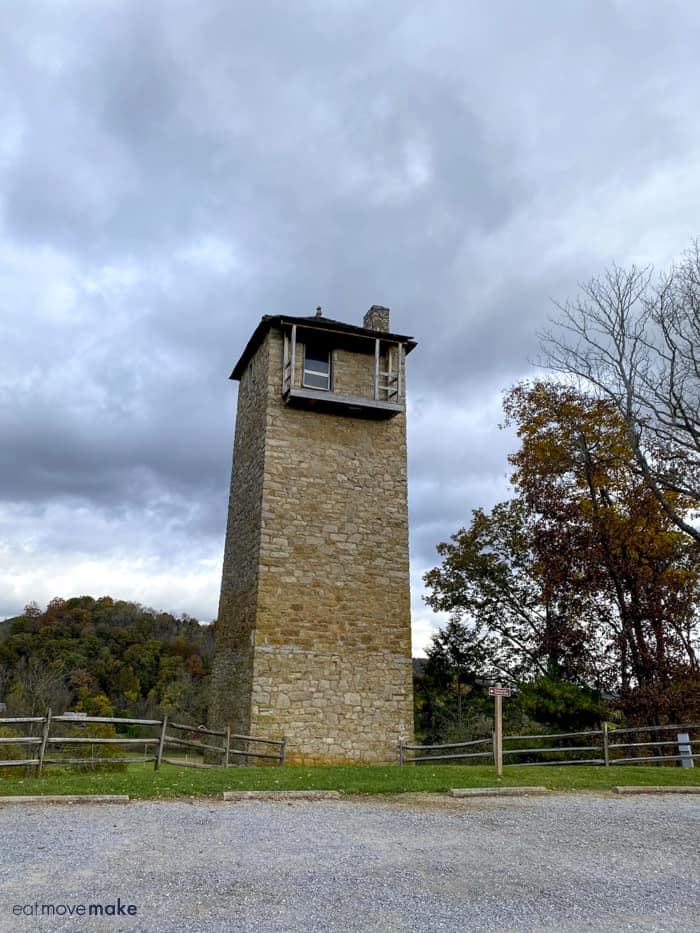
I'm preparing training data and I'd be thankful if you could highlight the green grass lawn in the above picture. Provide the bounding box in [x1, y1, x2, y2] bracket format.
[1, 761, 699, 799]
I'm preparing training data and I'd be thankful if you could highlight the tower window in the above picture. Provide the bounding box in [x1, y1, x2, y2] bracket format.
[303, 344, 332, 390]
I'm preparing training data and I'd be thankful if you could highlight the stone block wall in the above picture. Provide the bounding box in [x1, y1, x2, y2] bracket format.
[209, 336, 270, 736]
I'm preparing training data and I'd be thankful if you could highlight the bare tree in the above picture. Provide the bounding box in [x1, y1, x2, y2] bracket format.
[13, 657, 70, 717]
[540, 244, 700, 544]
[0, 663, 12, 704]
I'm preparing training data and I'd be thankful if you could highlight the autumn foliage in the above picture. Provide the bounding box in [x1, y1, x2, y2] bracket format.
[425, 382, 700, 729]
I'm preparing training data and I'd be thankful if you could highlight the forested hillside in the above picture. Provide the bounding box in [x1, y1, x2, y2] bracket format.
[0, 596, 213, 723]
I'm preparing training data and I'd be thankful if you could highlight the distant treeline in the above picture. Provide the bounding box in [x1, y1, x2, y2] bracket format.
[0, 596, 214, 724]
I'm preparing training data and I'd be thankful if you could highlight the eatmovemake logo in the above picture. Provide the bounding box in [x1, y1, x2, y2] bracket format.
[11, 897, 138, 918]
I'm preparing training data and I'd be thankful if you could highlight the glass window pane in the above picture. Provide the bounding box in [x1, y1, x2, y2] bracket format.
[304, 370, 330, 389]
[303, 345, 331, 390]
[305, 349, 329, 374]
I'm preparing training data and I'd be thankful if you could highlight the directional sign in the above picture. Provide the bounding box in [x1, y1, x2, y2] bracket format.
[488, 686, 511, 697]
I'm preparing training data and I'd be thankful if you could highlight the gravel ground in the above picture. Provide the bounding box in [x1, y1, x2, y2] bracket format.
[0, 792, 698, 933]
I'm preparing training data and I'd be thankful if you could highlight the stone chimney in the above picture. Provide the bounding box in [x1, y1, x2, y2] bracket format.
[363, 305, 390, 332]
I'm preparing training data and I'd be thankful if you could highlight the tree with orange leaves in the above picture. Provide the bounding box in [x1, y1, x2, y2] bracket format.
[426, 381, 700, 722]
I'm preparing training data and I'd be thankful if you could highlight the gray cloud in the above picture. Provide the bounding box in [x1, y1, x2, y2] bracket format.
[2, 1, 700, 649]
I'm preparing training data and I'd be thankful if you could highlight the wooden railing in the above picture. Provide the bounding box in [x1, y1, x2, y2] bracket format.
[0, 711, 286, 776]
[400, 722, 699, 767]
[399, 736, 493, 765]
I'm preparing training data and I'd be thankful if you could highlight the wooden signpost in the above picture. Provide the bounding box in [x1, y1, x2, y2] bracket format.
[489, 684, 511, 777]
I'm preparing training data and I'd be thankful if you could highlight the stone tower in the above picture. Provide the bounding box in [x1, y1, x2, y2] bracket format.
[210, 306, 416, 764]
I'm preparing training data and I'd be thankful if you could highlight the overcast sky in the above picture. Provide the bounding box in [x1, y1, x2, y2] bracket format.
[2, 1, 700, 654]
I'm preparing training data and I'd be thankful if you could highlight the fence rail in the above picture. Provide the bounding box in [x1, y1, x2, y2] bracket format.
[400, 722, 700, 768]
[0, 710, 286, 776]
[399, 736, 492, 765]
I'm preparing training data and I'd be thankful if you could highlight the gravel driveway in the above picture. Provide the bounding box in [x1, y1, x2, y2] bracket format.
[1, 793, 698, 932]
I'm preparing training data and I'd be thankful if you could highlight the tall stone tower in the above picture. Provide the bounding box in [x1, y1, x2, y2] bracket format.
[210, 306, 416, 764]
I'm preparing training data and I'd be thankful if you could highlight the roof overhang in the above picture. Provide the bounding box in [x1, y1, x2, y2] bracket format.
[230, 314, 417, 381]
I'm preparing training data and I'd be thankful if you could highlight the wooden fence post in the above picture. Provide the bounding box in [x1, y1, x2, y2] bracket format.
[494, 690, 503, 778]
[36, 708, 52, 778]
[602, 722, 609, 767]
[280, 736, 287, 766]
[399, 740, 404, 766]
[224, 726, 230, 768]
[155, 715, 167, 771]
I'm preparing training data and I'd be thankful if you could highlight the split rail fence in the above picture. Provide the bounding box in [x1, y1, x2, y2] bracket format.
[400, 722, 699, 768]
[0, 711, 286, 776]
